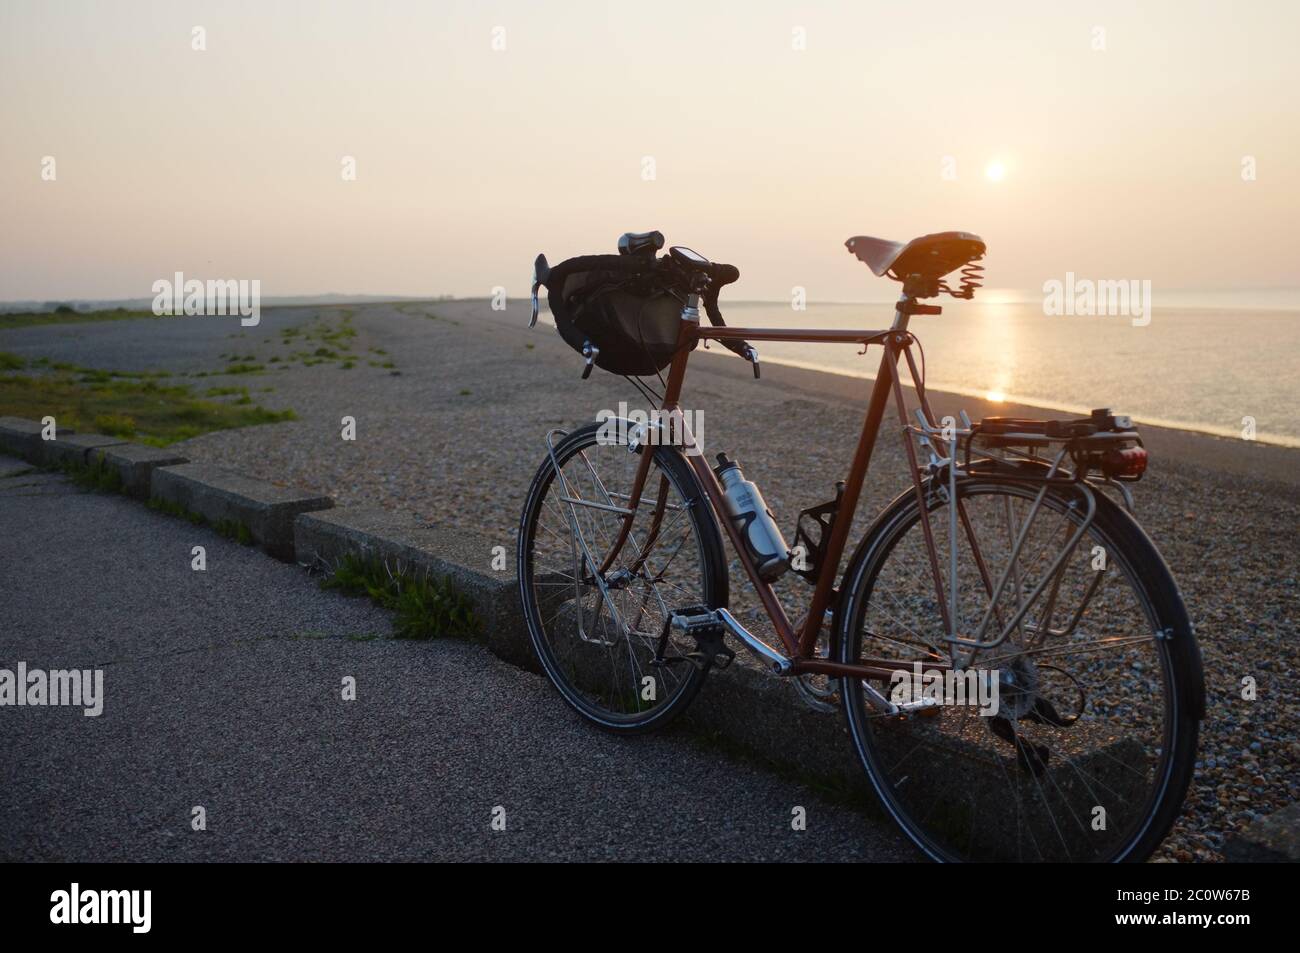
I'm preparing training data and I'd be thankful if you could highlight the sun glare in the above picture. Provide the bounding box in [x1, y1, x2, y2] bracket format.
[985, 160, 1006, 182]
[986, 390, 1006, 403]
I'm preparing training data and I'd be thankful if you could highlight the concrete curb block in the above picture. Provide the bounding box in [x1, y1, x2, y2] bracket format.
[293, 507, 532, 669]
[0, 416, 48, 459]
[0, 453, 35, 478]
[152, 462, 333, 561]
[1224, 802, 1300, 862]
[0, 416, 179, 496]
[681, 657, 865, 793]
[42, 433, 129, 469]
[293, 506, 867, 793]
[93, 444, 190, 499]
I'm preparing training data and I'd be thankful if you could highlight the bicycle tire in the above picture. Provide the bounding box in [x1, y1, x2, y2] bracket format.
[517, 422, 729, 734]
[837, 475, 1203, 862]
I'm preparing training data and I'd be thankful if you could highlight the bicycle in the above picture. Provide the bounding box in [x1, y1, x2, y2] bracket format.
[517, 229, 1205, 862]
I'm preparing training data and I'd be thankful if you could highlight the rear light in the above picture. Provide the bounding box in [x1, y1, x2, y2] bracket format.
[1103, 446, 1147, 479]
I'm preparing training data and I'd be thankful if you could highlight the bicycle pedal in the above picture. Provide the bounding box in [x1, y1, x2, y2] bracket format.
[668, 605, 725, 638]
[896, 698, 942, 720]
[668, 606, 733, 670]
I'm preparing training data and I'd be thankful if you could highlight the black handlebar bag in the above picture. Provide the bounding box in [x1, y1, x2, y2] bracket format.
[540, 254, 687, 376]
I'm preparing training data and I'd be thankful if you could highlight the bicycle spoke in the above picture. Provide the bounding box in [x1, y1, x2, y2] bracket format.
[522, 429, 715, 725]
[849, 480, 1177, 862]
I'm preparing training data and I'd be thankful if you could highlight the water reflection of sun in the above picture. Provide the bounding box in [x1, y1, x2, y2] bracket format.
[969, 298, 1015, 406]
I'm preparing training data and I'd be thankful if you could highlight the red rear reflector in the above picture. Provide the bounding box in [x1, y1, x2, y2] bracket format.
[1104, 446, 1147, 478]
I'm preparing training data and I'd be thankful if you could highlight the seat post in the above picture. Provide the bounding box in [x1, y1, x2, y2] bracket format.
[891, 292, 913, 332]
[895, 273, 943, 324]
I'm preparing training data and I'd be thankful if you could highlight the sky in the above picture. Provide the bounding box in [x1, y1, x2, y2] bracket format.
[2, 0, 1298, 302]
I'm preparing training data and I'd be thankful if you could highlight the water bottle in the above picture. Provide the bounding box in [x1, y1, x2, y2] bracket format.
[714, 453, 790, 582]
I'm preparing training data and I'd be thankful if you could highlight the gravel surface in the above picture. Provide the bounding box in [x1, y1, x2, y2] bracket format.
[0, 463, 915, 862]
[5, 301, 1297, 862]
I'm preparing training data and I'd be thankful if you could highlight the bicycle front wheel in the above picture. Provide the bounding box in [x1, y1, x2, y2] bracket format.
[838, 476, 1203, 862]
[517, 422, 728, 733]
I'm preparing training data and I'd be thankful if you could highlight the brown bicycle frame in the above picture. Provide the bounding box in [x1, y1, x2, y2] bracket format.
[593, 294, 975, 683]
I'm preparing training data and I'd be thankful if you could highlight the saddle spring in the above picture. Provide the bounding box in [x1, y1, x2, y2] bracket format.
[938, 257, 985, 299]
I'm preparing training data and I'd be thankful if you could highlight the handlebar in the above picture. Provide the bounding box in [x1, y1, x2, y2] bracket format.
[619, 233, 758, 377]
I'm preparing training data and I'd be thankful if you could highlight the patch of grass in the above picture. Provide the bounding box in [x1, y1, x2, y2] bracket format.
[0, 351, 25, 370]
[57, 455, 124, 493]
[321, 553, 479, 640]
[0, 370, 294, 446]
[222, 362, 263, 375]
[204, 386, 248, 398]
[271, 313, 363, 370]
[76, 368, 169, 385]
[147, 498, 252, 545]
[214, 518, 255, 546]
[396, 303, 443, 321]
[92, 412, 138, 438]
[0, 307, 160, 330]
[458, 388, 471, 396]
[148, 496, 207, 525]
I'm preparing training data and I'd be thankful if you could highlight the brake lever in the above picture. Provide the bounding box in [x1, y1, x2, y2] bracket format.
[529, 253, 549, 328]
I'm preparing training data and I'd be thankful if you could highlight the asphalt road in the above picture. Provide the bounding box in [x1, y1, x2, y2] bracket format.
[0, 457, 914, 862]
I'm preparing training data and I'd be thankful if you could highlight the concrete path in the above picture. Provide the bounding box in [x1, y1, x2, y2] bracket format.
[0, 458, 914, 862]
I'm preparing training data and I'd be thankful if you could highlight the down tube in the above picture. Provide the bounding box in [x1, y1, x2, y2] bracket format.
[683, 449, 800, 654]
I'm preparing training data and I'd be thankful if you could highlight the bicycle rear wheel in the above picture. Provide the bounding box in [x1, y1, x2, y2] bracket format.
[517, 422, 728, 733]
[838, 476, 1203, 862]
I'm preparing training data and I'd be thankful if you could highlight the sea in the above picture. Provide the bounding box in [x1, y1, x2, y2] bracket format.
[693, 292, 1300, 448]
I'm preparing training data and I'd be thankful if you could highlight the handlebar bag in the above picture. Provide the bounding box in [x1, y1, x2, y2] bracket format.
[541, 254, 688, 376]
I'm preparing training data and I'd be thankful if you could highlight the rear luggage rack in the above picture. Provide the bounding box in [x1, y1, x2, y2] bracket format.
[966, 408, 1147, 483]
